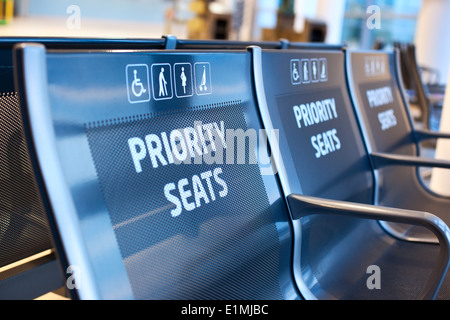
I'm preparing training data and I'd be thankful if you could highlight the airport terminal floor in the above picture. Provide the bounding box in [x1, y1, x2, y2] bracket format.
[1, 0, 450, 303]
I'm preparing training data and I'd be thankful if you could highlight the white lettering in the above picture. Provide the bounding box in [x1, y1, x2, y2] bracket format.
[213, 167, 228, 198]
[66, 5, 81, 30]
[178, 178, 195, 212]
[366, 5, 381, 30]
[66, 265, 82, 290]
[183, 127, 202, 158]
[128, 121, 227, 172]
[161, 131, 174, 164]
[293, 105, 302, 128]
[292, 98, 338, 129]
[181, 304, 216, 317]
[164, 167, 228, 217]
[170, 129, 188, 162]
[366, 265, 381, 289]
[378, 109, 397, 131]
[366, 86, 394, 108]
[145, 134, 167, 168]
[128, 137, 147, 173]
[164, 183, 182, 217]
[311, 128, 341, 159]
[192, 174, 210, 207]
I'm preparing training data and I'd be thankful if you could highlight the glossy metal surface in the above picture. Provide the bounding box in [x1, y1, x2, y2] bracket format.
[288, 193, 450, 299]
[15, 43, 103, 299]
[345, 49, 450, 243]
[252, 45, 450, 299]
[16, 44, 299, 300]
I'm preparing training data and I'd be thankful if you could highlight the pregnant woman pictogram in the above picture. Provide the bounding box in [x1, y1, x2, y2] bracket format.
[180, 67, 187, 94]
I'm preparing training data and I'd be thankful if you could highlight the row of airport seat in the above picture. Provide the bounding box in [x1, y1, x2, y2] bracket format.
[1, 36, 450, 300]
[394, 42, 446, 132]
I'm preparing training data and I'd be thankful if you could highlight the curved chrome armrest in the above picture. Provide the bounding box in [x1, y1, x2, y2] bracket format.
[371, 151, 450, 170]
[415, 128, 450, 142]
[287, 194, 450, 300]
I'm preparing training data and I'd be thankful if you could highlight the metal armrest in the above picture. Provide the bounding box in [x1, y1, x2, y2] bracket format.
[287, 194, 450, 300]
[415, 128, 450, 142]
[371, 151, 450, 170]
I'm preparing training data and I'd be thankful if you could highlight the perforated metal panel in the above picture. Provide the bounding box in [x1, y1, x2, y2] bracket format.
[0, 92, 52, 268]
[85, 101, 284, 299]
[16, 48, 298, 300]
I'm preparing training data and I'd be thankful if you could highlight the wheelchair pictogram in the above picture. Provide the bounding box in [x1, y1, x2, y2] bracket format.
[292, 65, 300, 81]
[131, 69, 147, 97]
[126, 64, 150, 104]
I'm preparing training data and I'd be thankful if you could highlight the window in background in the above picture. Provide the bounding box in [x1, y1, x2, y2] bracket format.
[6, 0, 193, 38]
[341, 0, 422, 49]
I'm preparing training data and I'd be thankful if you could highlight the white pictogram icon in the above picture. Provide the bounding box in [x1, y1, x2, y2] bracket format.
[364, 56, 386, 77]
[152, 63, 173, 100]
[290, 59, 301, 85]
[311, 59, 319, 82]
[131, 69, 147, 97]
[159, 67, 168, 97]
[194, 62, 212, 95]
[126, 64, 150, 104]
[174, 63, 193, 98]
[180, 67, 187, 94]
[293, 65, 300, 81]
[199, 66, 207, 92]
[301, 59, 310, 83]
[319, 58, 328, 81]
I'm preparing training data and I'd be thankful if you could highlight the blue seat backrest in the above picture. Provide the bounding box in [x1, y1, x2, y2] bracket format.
[0, 43, 52, 270]
[345, 50, 448, 238]
[346, 51, 417, 157]
[257, 49, 374, 203]
[0, 37, 168, 271]
[252, 47, 450, 300]
[252, 48, 414, 300]
[15, 45, 299, 300]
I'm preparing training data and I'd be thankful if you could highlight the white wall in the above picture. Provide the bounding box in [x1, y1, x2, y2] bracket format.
[430, 65, 450, 195]
[415, 0, 450, 85]
[294, 0, 345, 44]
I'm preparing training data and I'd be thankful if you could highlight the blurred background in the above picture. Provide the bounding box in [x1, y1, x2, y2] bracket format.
[0, 0, 423, 44]
[0, 0, 448, 86]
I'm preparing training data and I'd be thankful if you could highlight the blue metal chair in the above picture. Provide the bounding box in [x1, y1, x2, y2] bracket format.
[12, 38, 450, 300]
[346, 50, 450, 244]
[249, 45, 450, 299]
[13, 42, 299, 300]
[0, 36, 178, 299]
